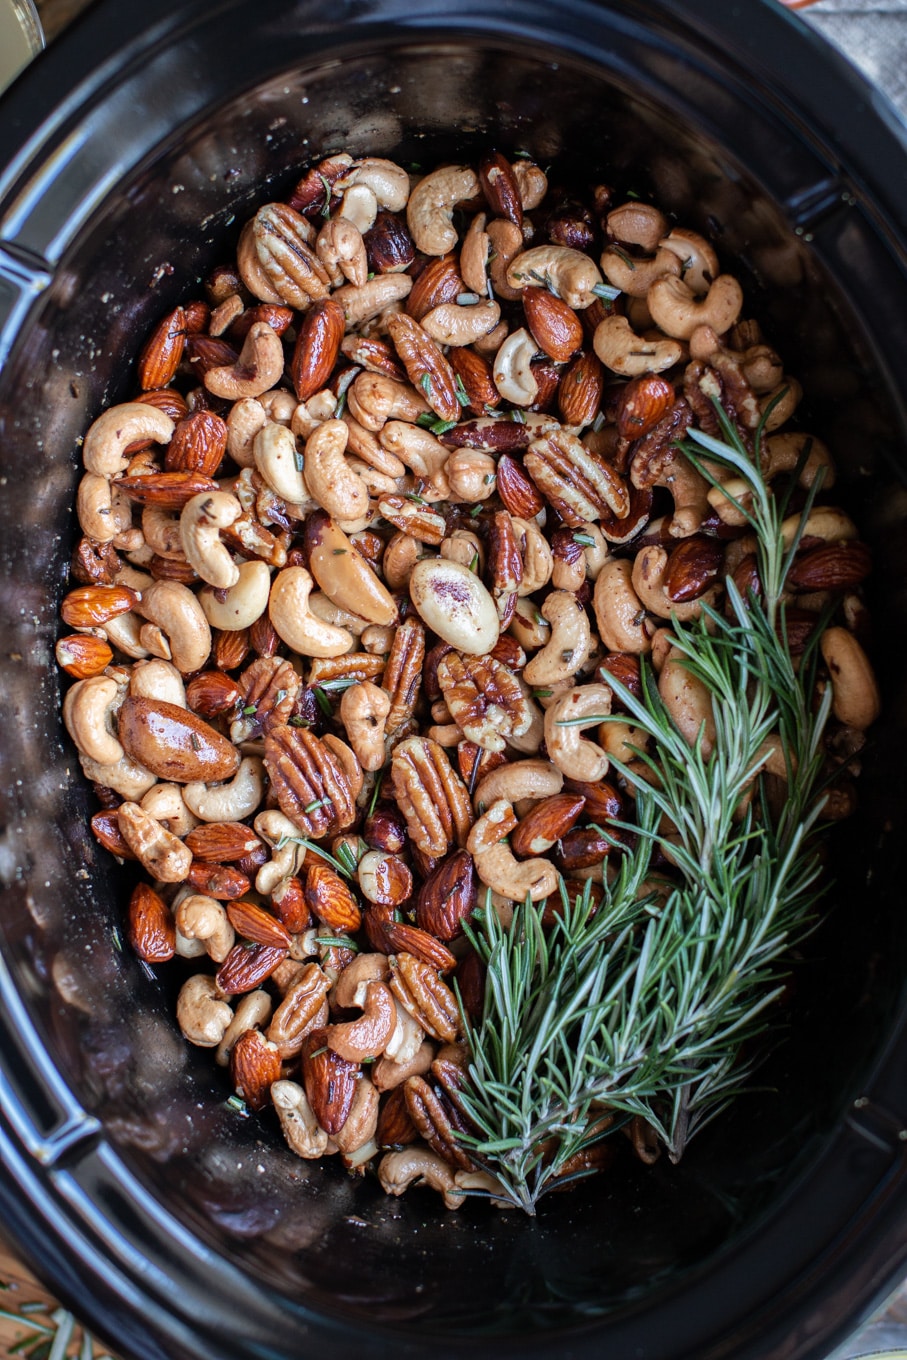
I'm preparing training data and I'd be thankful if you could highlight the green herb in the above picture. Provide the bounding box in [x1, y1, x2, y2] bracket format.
[319, 174, 332, 216]
[608, 243, 636, 270]
[416, 411, 437, 428]
[592, 282, 621, 301]
[455, 374, 471, 408]
[573, 531, 596, 547]
[468, 551, 480, 574]
[420, 373, 434, 399]
[189, 733, 201, 752]
[470, 504, 484, 518]
[0, 1284, 111, 1360]
[367, 769, 385, 818]
[429, 418, 458, 436]
[274, 835, 354, 879]
[531, 688, 553, 699]
[334, 388, 348, 419]
[274, 689, 288, 705]
[226, 1094, 250, 1117]
[313, 686, 332, 716]
[335, 839, 361, 876]
[315, 676, 358, 693]
[456, 292, 481, 306]
[294, 448, 305, 473]
[316, 936, 359, 952]
[455, 404, 837, 1212]
[308, 1046, 329, 1059]
[304, 797, 332, 814]
[332, 548, 347, 555]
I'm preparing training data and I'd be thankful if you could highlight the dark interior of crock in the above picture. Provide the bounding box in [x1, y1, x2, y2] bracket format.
[2, 22, 907, 1356]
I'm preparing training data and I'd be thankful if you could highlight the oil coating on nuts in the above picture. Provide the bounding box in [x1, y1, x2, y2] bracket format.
[408, 559, 500, 656]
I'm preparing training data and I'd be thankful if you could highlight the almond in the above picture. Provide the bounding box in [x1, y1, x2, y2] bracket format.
[340, 334, 407, 382]
[301, 1027, 359, 1134]
[185, 863, 251, 900]
[60, 584, 137, 629]
[227, 899, 292, 949]
[448, 345, 500, 414]
[511, 793, 587, 858]
[616, 374, 674, 438]
[562, 777, 622, 824]
[216, 941, 288, 995]
[91, 809, 136, 859]
[495, 453, 545, 518]
[118, 696, 241, 784]
[271, 875, 313, 933]
[383, 920, 457, 972]
[555, 826, 612, 872]
[376, 1084, 419, 1147]
[185, 670, 243, 718]
[786, 541, 872, 592]
[184, 298, 211, 333]
[186, 333, 239, 374]
[127, 882, 176, 962]
[479, 150, 523, 227]
[559, 350, 605, 428]
[212, 628, 251, 671]
[415, 849, 476, 941]
[305, 861, 362, 933]
[230, 1029, 281, 1111]
[406, 253, 463, 322]
[230, 303, 294, 343]
[55, 634, 114, 679]
[137, 306, 186, 390]
[522, 286, 583, 363]
[185, 821, 263, 862]
[596, 652, 643, 701]
[290, 296, 345, 401]
[663, 535, 726, 603]
[287, 153, 352, 217]
[115, 470, 220, 508]
[164, 410, 228, 477]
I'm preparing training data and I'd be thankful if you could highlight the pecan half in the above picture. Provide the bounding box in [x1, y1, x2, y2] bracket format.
[389, 952, 461, 1044]
[385, 313, 461, 423]
[264, 724, 356, 838]
[437, 652, 533, 753]
[231, 657, 301, 742]
[525, 428, 630, 526]
[404, 1074, 475, 1170]
[266, 962, 331, 1059]
[390, 736, 473, 857]
[252, 203, 331, 306]
[377, 494, 446, 546]
[383, 616, 426, 736]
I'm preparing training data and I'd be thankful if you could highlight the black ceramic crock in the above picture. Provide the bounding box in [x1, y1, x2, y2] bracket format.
[2, 2, 907, 1357]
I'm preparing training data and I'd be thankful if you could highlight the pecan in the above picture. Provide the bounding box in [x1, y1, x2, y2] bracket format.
[522, 286, 583, 363]
[55, 634, 113, 679]
[60, 583, 136, 628]
[164, 410, 228, 476]
[511, 793, 586, 857]
[305, 861, 362, 933]
[266, 962, 331, 1059]
[448, 346, 500, 414]
[377, 1085, 419, 1147]
[230, 1029, 281, 1111]
[185, 863, 251, 900]
[416, 849, 477, 941]
[390, 735, 473, 857]
[385, 313, 461, 423]
[227, 899, 292, 949]
[404, 1074, 475, 1170]
[406, 253, 463, 322]
[221, 510, 288, 568]
[309, 654, 385, 689]
[127, 882, 175, 962]
[558, 350, 605, 429]
[340, 334, 407, 382]
[495, 454, 545, 518]
[487, 509, 523, 616]
[663, 535, 726, 602]
[389, 952, 461, 1044]
[786, 541, 872, 592]
[231, 657, 301, 742]
[138, 306, 186, 390]
[116, 471, 220, 508]
[264, 724, 357, 838]
[216, 941, 288, 995]
[71, 536, 121, 586]
[629, 398, 694, 489]
[363, 210, 416, 275]
[252, 202, 331, 306]
[489, 632, 527, 672]
[301, 1027, 359, 1135]
[290, 296, 345, 401]
[149, 556, 199, 585]
[377, 495, 446, 546]
[437, 651, 532, 753]
[185, 670, 242, 719]
[616, 374, 675, 439]
[525, 428, 630, 527]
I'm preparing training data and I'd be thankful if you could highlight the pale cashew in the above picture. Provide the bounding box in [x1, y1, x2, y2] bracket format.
[509, 596, 552, 650]
[63, 675, 123, 765]
[474, 759, 563, 814]
[325, 979, 396, 1062]
[337, 157, 410, 212]
[493, 327, 538, 405]
[253, 421, 309, 504]
[523, 592, 593, 687]
[77, 472, 133, 543]
[226, 397, 268, 468]
[706, 476, 752, 528]
[308, 592, 372, 637]
[254, 809, 308, 895]
[762, 430, 834, 490]
[600, 244, 680, 298]
[179, 491, 242, 589]
[78, 751, 157, 801]
[378, 1147, 464, 1209]
[82, 401, 174, 478]
[260, 388, 297, 424]
[177, 975, 234, 1048]
[543, 684, 612, 783]
[759, 378, 802, 430]
[316, 216, 368, 288]
[506, 244, 603, 309]
[216, 990, 273, 1067]
[658, 227, 720, 296]
[128, 658, 186, 708]
[302, 419, 370, 521]
[361, 623, 395, 654]
[205, 321, 285, 400]
[421, 299, 502, 347]
[347, 371, 430, 432]
[141, 504, 185, 559]
[379, 421, 448, 481]
[272, 1080, 332, 1159]
[337, 183, 378, 235]
[647, 274, 744, 341]
[511, 159, 547, 210]
[183, 756, 265, 822]
[742, 344, 784, 394]
[343, 412, 406, 478]
[659, 651, 717, 756]
[117, 801, 193, 882]
[333, 275, 413, 329]
[593, 314, 683, 376]
[606, 202, 669, 252]
[140, 782, 198, 837]
[460, 212, 490, 293]
[200, 560, 272, 632]
[340, 681, 391, 772]
[373, 1032, 432, 1086]
[579, 523, 610, 579]
[269, 565, 354, 657]
[781, 506, 857, 550]
[467, 800, 559, 901]
[407, 165, 480, 255]
[445, 452, 497, 504]
[593, 559, 655, 653]
[631, 545, 720, 622]
[820, 627, 880, 731]
[175, 894, 235, 963]
[135, 579, 211, 675]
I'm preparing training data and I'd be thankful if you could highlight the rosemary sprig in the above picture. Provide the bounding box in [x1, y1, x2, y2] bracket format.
[456, 407, 839, 1212]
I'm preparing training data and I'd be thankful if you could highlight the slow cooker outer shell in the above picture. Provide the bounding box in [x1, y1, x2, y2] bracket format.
[2, 2, 907, 1358]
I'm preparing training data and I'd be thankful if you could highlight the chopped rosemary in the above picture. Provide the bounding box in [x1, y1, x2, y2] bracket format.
[316, 936, 359, 952]
[454, 374, 471, 407]
[591, 281, 621, 301]
[274, 835, 353, 879]
[573, 531, 596, 547]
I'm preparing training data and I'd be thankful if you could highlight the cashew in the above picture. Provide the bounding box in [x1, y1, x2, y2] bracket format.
[781, 506, 857, 551]
[361, 623, 395, 654]
[509, 596, 552, 650]
[135, 579, 211, 675]
[337, 157, 410, 212]
[204, 321, 285, 400]
[175, 894, 235, 963]
[379, 421, 448, 481]
[82, 401, 174, 478]
[178, 491, 242, 589]
[658, 227, 720, 296]
[820, 627, 880, 731]
[544, 684, 612, 783]
[421, 299, 501, 347]
[216, 990, 273, 1067]
[523, 592, 593, 688]
[177, 975, 234, 1048]
[473, 759, 563, 814]
[140, 504, 184, 560]
[63, 675, 123, 765]
[301, 419, 370, 521]
[78, 751, 157, 801]
[445, 452, 497, 504]
[308, 592, 372, 637]
[659, 652, 717, 756]
[373, 1032, 432, 1086]
[325, 979, 396, 1062]
[77, 472, 133, 543]
[254, 809, 308, 895]
[343, 411, 406, 478]
[253, 421, 309, 504]
[128, 658, 186, 708]
[183, 756, 265, 822]
[593, 314, 683, 376]
[333, 1076, 380, 1157]
[593, 559, 655, 653]
[506, 245, 603, 309]
[332, 953, 390, 1010]
[337, 183, 378, 235]
[348, 371, 430, 432]
[759, 378, 801, 430]
[378, 1147, 465, 1209]
[468, 800, 558, 901]
[607, 202, 669, 252]
[647, 274, 744, 341]
[117, 801, 193, 882]
[272, 1080, 332, 1159]
[333, 274, 413, 329]
[340, 681, 391, 772]
[600, 244, 680, 298]
[269, 565, 354, 657]
[460, 212, 490, 294]
[407, 165, 480, 256]
[226, 397, 268, 468]
[493, 328, 538, 405]
[631, 545, 720, 622]
[140, 782, 198, 837]
[200, 560, 272, 632]
[315, 216, 368, 288]
[762, 431, 835, 490]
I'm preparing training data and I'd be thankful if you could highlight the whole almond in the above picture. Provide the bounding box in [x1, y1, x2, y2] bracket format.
[305, 861, 362, 933]
[562, 777, 622, 824]
[301, 1027, 359, 1134]
[230, 1029, 281, 1111]
[383, 920, 457, 972]
[127, 882, 176, 961]
[448, 344, 500, 414]
[479, 151, 523, 227]
[185, 863, 251, 900]
[185, 670, 243, 718]
[377, 1085, 419, 1147]
[60, 584, 136, 629]
[187, 333, 239, 374]
[290, 296, 345, 401]
[118, 696, 241, 784]
[212, 628, 250, 672]
[596, 652, 643, 700]
[495, 453, 545, 518]
[406, 253, 463, 322]
[137, 306, 186, 391]
[786, 541, 872, 592]
[559, 351, 605, 428]
[510, 793, 586, 857]
[522, 286, 583, 363]
[115, 470, 220, 508]
[415, 849, 476, 941]
[556, 826, 612, 872]
[227, 899, 292, 949]
[216, 941, 288, 995]
[91, 809, 136, 860]
[164, 410, 228, 477]
[185, 822, 264, 862]
[55, 634, 113, 679]
[664, 535, 726, 603]
[616, 374, 674, 438]
[230, 303, 294, 343]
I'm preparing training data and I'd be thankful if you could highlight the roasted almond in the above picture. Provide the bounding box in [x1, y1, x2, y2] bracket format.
[164, 410, 228, 477]
[187, 333, 239, 374]
[55, 634, 114, 679]
[118, 696, 241, 784]
[786, 540, 872, 592]
[305, 861, 362, 933]
[60, 584, 136, 629]
[230, 303, 294, 343]
[495, 453, 545, 518]
[510, 793, 586, 857]
[216, 941, 288, 995]
[185, 863, 251, 900]
[522, 286, 583, 363]
[559, 350, 605, 428]
[125, 387, 190, 452]
[363, 210, 416, 275]
[127, 882, 176, 962]
[383, 921, 457, 972]
[376, 1084, 419, 1147]
[91, 809, 136, 860]
[406, 253, 463, 322]
[448, 344, 500, 414]
[212, 627, 251, 671]
[290, 296, 345, 401]
[562, 777, 622, 824]
[616, 374, 675, 439]
[301, 1027, 359, 1134]
[555, 826, 612, 872]
[479, 150, 523, 227]
[415, 849, 476, 941]
[271, 875, 313, 933]
[115, 471, 220, 508]
[227, 899, 292, 949]
[230, 1028, 281, 1111]
[596, 652, 643, 701]
[185, 670, 243, 718]
[185, 821, 264, 862]
[137, 306, 186, 390]
[664, 535, 726, 603]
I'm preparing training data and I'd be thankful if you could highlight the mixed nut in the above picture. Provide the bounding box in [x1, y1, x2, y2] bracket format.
[57, 147, 880, 1209]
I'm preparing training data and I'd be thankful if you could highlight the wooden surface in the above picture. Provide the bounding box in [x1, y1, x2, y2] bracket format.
[0, 1236, 116, 1358]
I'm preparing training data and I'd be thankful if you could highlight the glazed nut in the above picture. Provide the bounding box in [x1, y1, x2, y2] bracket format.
[382, 615, 426, 735]
[543, 684, 613, 783]
[647, 273, 744, 341]
[265, 724, 357, 839]
[302, 1028, 359, 1134]
[593, 314, 683, 376]
[204, 321, 285, 400]
[390, 735, 474, 858]
[506, 244, 604, 310]
[269, 566, 353, 657]
[63, 674, 124, 765]
[415, 849, 477, 941]
[388, 952, 461, 1044]
[333, 273, 413, 328]
[522, 592, 594, 688]
[347, 370, 430, 432]
[325, 979, 396, 1062]
[420, 299, 502, 348]
[183, 756, 265, 823]
[340, 681, 391, 771]
[117, 695, 240, 784]
[466, 799, 559, 902]
[407, 165, 481, 256]
[522, 286, 583, 363]
[820, 627, 880, 731]
[659, 652, 717, 756]
[175, 893, 236, 961]
[230, 1029, 282, 1111]
[250, 202, 330, 307]
[510, 792, 587, 857]
[357, 850, 413, 908]
[76, 472, 133, 543]
[266, 962, 331, 1059]
[127, 881, 176, 962]
[437, 651, 534, 754]
[385, 312, 461, 423]
[305, 511, 397, 626]
[525, 427, 629, 527]
[134, 578, 212, 674]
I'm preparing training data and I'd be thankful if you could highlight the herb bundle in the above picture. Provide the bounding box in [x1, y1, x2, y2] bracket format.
[456, 409, 837, 1214]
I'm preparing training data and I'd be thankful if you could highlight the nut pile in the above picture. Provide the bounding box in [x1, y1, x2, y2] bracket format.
[57, 150, 880, 1209]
